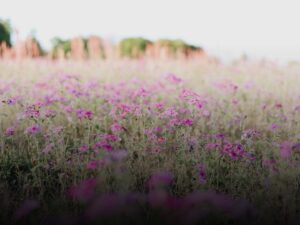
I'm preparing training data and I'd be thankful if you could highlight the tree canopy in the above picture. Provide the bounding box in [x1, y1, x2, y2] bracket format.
[0, 19, 12, 47]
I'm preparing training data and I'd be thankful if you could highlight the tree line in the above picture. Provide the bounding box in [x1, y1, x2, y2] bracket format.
[0, 20, 205, 60]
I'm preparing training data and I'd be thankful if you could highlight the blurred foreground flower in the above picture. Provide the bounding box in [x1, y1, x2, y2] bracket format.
[25, 124, 41, 135]
[13, 199, 39, 221]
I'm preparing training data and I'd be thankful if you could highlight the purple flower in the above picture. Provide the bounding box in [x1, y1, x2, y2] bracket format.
[25, 124, 41, 135]
[44, 109, 57, 118]
[69, 178, 97, 202]
[99, 134, 120, 142]
[79, 144, 89, 153]
[181, 119, 193, 126]
[241, 128, 260, 139]
[197, 164, 207, 184]
[86, 160, 99, 170]
[13, 199, 39, 221]
[163, 107, 178, 118]
[101, 143, 113, 152]
[280, 141, 293, 159]
[269, 123, 280, 131]
[111, 123, 123, 133]
[93, 141, 113, 152]
[205, 143, 219, 151]
[165, 73, 182, 84]
[274, 103, 283, 108]
[3, 98, 17, 105]
[221, 142, 246, 160]
[42, 143, 54, 154]
[76, 109, 93, 120]
[293, 142, 300, 150]
[294, 105, 300, 111]
[5, 127, 15, 136]
[216, 133, 225, 140]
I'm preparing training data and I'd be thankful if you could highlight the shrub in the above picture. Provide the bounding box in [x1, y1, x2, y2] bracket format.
[0, 19, 12, 47]
[51, 37, 71, 58]
[156, 39, 201, 56]
[119, 37, 152, 58]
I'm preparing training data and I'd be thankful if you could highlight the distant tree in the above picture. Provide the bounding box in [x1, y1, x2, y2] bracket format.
[51, 37, 71, 58]
[28, 32, 45, 56]
[156, 39, 202, 56]
[0, 19, 12, 47]
[119, 37, 152, 58]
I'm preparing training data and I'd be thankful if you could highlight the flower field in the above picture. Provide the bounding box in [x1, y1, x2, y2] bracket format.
[0, 59, 300, 225]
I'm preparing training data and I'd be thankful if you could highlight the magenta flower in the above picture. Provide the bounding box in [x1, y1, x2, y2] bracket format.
[25, 124, 41, 135]
[153, 102, 164, 110]
[42, 143, 54, 154]
[44, 109, 57, 118]
[93, 141, 113, 152]
[205, 143, 219, 151]
[69, 178, 97, 202]
[111, 123, 123, 133]
[198, 164, 207, 184]
[215, 133, 225, 140]
[76, 109, 93, 120]
[294, 105, 300, 111]
[221, 142, 246, 160]
[293, 142, 300, 150]
[269, 123, 280, 131]
[280, 141, 293, 159]
[100, 134, 120, 142]
[86, 160, 99, 170]
[181, 119, 193, 126]
[274, 103, 283, 109]
[79, 144, 89, 153]
[165, 73, 182, 84]
[5, 127, 15, 136]
[84, 111, 93, 119]
[163, 107, 178, 118]
[3, 98, 17, 105]
[241, 128, 260, 139]
[133, 87, 149, 98]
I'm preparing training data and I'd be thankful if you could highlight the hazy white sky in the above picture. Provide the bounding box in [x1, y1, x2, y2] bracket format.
[1, 0, 300, 61]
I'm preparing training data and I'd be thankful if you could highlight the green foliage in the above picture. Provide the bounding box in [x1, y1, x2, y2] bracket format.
[51, 37, 71, 58]
[119, 37, 152, 58]
[0, 19, 12, 47]
[157, 39, 201, 55]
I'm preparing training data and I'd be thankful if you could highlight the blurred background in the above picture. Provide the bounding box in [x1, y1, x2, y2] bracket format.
[1, 0, 300, 63]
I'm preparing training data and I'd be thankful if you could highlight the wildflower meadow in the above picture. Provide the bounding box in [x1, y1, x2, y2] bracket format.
[0, 59, 300, 225]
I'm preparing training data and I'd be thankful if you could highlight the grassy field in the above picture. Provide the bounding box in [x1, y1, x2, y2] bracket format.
[0, 59, 300, 225]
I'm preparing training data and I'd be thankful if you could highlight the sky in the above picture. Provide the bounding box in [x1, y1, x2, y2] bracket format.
[1, 0, 300, 62]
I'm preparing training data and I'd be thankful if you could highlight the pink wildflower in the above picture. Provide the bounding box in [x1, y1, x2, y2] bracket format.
[87, 160, 99, 170]
[76, 109, 93, 120]
[280, 141, 293, 159]
[111, 123, 123, 133]
[181, 119, 193, 126]
[69, 178, 97, 202]
[165, 73, 182, 84]
[42, 143, 54, 154]
[25, 124, 41, 135]
[198, 164, 207, 184]
[269, 123, 280, 131]
[79, 144, 89, 153]
[5, 127, 15, 136]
